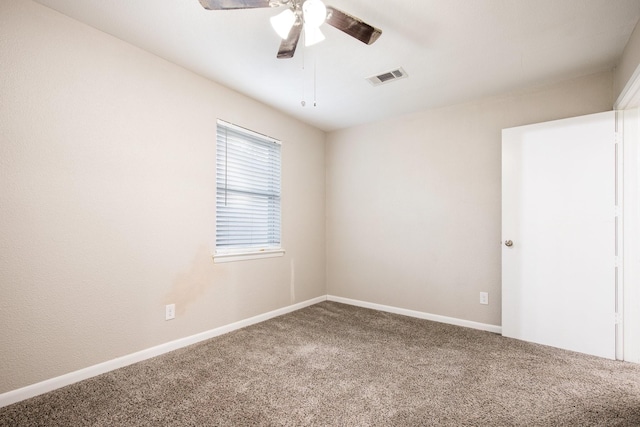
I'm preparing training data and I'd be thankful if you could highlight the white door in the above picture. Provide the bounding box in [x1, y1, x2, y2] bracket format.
[502, 111, 616, 360]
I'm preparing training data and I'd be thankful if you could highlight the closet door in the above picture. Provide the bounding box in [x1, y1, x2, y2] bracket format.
[502, 111, 616, 359]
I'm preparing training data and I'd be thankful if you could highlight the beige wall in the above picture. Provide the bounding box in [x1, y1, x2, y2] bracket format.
[0, 0, 325, 394]
[615, 18, 640, 103]
[326, 71, 614, 327]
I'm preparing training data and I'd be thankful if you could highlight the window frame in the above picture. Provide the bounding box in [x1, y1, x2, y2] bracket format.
[213, 119, 285, 263]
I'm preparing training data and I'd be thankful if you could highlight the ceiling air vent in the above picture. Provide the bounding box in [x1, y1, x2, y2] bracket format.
[366, 67, 408, 86]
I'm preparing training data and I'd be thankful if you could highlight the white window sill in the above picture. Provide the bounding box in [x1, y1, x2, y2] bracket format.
[213, 249, 285, 263]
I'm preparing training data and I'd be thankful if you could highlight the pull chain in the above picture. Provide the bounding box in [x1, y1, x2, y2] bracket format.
[299, 38, 318, 107]
[313, 58, 317, 107]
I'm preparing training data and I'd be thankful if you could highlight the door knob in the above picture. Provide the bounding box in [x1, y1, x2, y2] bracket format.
[504, 240, 513, 247]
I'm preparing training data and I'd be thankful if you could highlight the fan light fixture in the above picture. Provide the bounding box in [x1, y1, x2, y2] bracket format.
[302, 0, 327, 46]
[270, 8, 296, 39]
[302, 0, 327, 28]
[270, 0, 328, 46]
[304, 24, 325, 46]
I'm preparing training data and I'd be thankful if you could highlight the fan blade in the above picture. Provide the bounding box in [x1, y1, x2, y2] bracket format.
[277, 19, 302, 59]
[325, 6, 381, 45]
[198, 0, 273, 10]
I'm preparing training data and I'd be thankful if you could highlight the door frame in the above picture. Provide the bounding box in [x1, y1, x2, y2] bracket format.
[615, 108, 640, 363]
[615, 64, 640, 363]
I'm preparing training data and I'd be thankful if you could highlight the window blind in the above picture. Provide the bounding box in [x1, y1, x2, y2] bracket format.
[216, 120, 281, 252]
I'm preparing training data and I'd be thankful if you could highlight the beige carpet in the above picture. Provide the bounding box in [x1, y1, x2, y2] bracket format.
[1, 301, 640, 426]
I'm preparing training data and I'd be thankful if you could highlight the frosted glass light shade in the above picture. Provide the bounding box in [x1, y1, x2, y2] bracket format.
[270, 8, 296, 39]
[304, 25, 325, 46]
[302, 0, 327, 28]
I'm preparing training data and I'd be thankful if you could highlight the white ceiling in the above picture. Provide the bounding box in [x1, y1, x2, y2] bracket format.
[34, 0, 640, 131]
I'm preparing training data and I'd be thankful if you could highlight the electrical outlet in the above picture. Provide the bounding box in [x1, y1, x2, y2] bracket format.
[479, 292, 489, 305]
[165, 304, 176, 320]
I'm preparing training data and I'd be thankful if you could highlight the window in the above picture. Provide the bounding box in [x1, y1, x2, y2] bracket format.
[214, 120, 283, 262]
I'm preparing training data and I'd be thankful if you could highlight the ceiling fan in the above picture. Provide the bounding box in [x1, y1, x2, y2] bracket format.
[198, 0, 382, 59]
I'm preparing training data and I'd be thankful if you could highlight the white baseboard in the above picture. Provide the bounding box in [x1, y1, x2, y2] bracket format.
[327, 295, 502, 334]
[0, 296, 327, 409]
